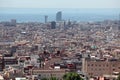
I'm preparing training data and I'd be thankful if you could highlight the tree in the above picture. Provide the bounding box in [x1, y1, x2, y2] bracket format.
[41, 78, 49, 80]
[50, 77, 58, 80]
[41, 77, 58, 80]
[117, 73, 120, 80]
[63, 72, 83, 80]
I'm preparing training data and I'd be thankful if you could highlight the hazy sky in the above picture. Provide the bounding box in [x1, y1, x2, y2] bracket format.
[0, 0, 120, 8]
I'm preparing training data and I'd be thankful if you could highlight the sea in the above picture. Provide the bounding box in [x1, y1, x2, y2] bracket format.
[0, 8, 120, 23]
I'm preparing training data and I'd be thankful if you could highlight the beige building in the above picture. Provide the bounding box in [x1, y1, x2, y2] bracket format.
[31, 69, 67, 80]
[82, 58, 120, 78]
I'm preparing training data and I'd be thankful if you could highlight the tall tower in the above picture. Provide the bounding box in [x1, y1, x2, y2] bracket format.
[11, 19, 16, 26]
[0, 55, 5, 71]
[51, 21, 56, 29]
[45, 15, 48, 23]
[119, 14, 120, 30]
[56, 11, 62, 21]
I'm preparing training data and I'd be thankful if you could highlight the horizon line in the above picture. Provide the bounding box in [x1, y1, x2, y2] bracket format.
[0, 7, 120, 9]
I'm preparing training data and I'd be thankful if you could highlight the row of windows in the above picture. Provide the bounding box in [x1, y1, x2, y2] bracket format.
[89, 68, 120, 71]
[90, 68, 107, 71]
[33, 72, 63, 76]
[88, 64, 109, 67]
[88, 73, 103, 76]
[33, 73, 62, 79]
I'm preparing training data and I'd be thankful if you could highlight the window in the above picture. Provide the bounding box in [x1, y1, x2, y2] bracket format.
[91, 64, 93, 66]
[118, 67, 120, 69]
[113, 69, 115, 71]
[106, 64, 108, 67]
[113, 64, 115, 67]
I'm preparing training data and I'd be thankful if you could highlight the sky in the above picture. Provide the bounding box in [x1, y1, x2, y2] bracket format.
[0, 0, 120, 8]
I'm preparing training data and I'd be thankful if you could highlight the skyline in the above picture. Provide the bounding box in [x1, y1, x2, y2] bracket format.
[0, 0, 120, 8]
[0, 0, 120, 22]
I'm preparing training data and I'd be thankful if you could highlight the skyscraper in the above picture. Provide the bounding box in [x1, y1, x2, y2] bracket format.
[0, 55, 4, 71]
[11, 19, 16, 26]
[56, 11, 62, 21]
[51, 21, 56, 29]
[45, 15, 48, 23]
[119, 14, 120, 30]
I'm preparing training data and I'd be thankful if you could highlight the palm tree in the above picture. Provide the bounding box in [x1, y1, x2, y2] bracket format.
[63, 72, 83, 80]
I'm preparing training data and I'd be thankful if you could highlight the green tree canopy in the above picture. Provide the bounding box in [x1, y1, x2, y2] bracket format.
[63, 72, 83, 80]
[41, 78, 49, 80]
[50, 77, 58, 80]
[41, 77, 58, 80]
[117, 73, 120, 80]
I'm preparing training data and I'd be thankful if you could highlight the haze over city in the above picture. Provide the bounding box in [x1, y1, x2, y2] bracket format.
[0, 0, 120, 8]
[0, 0, 120, 80]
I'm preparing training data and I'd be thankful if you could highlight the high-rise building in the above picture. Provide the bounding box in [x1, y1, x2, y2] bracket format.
[68, 19, 71, 27]
[45, 15, 48, 23]
[56, 11, 62, 21]
[0, 55, 4, 71]
[51, 21, 56, 29]
[11, 19, 16, 26]
[119, 14, 120, 30]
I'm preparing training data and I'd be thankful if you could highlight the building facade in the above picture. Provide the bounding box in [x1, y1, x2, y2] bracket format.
[0, 55, 5, 71]
[51, 21, 56, 29]
[31, 69, 67, 80]
[82, 58, 120, 78]
[56, 11, 62, 22]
